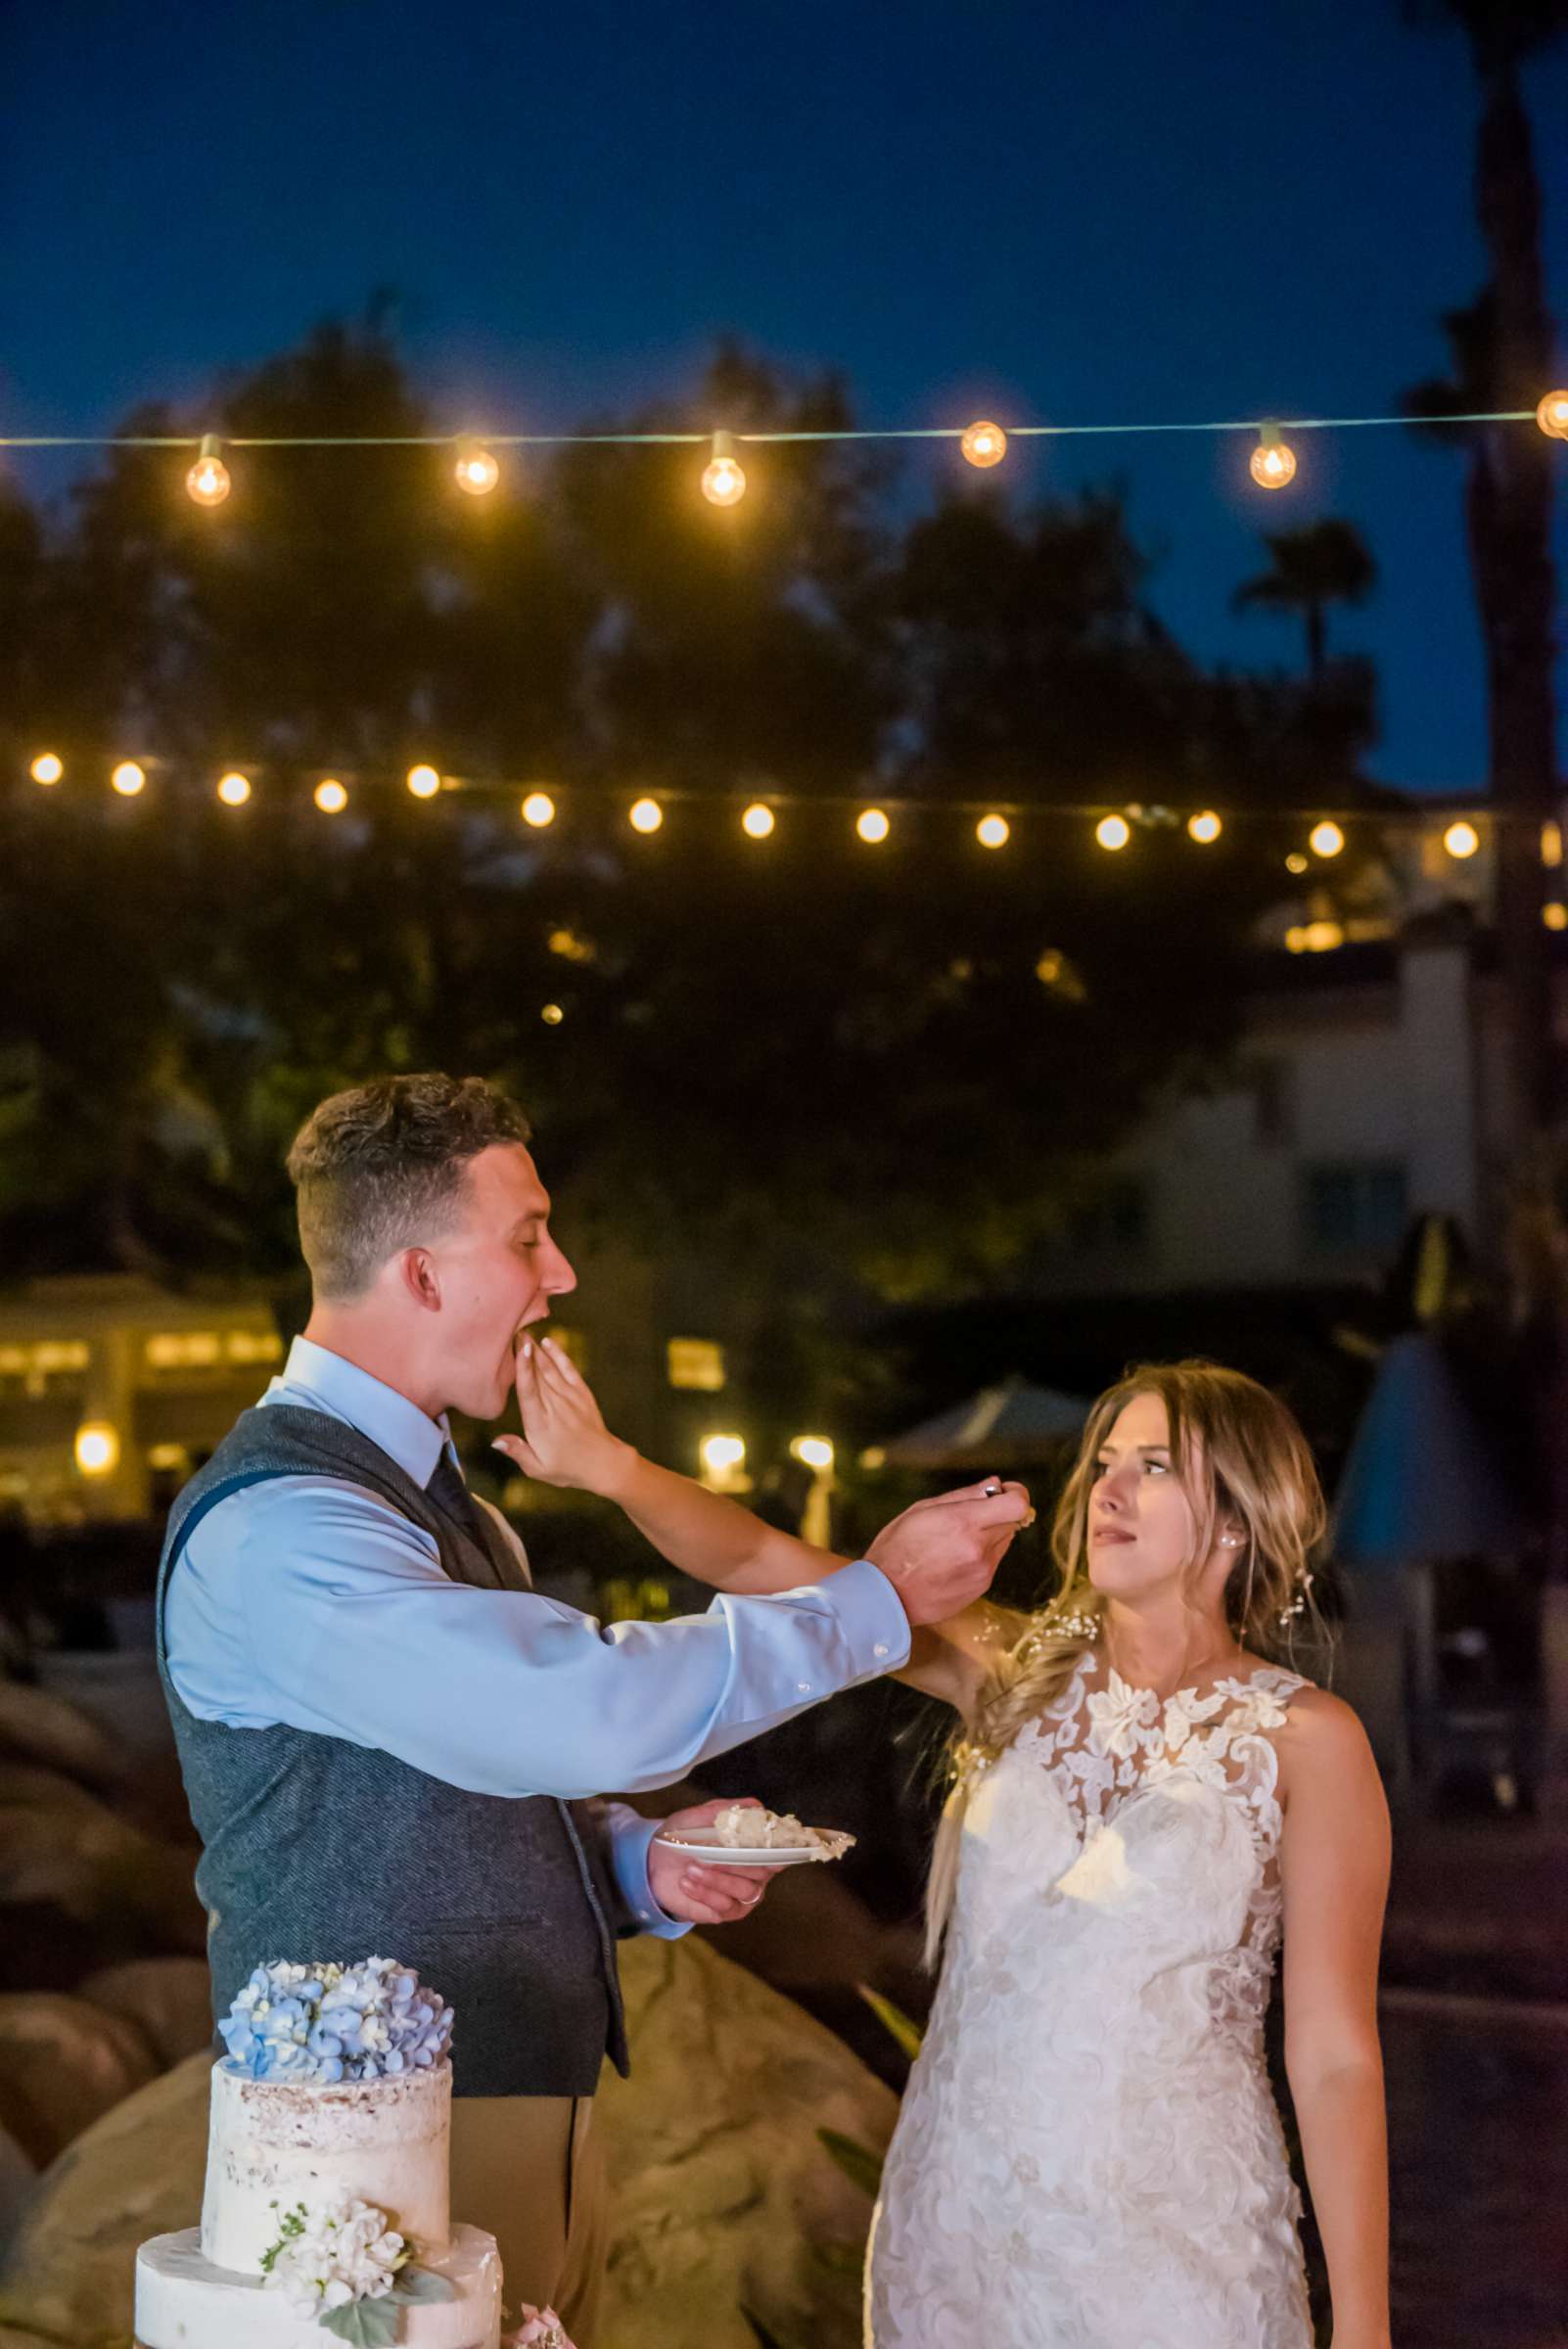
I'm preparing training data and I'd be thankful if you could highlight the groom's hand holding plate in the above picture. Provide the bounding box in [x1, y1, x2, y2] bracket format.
[866, 1476, 1032, 1626]
[646, 1797, 787, 1925]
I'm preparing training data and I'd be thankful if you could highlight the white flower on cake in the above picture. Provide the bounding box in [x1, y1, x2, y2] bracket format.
[261, 2194, 454, 2344]
[712, 1803, 855, 1859]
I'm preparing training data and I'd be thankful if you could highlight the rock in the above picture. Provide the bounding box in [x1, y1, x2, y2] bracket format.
[78, 1961, 213, 2073]
[0, 1941, 894, 2349]
[0, 1684, 123, 1794]
[0, 1995, 158, 2171]
[599, 1935, 895, 2349]
[0, 1793, 205, 1955]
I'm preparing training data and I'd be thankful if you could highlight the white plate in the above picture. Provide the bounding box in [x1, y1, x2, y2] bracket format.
[654, 1824, 852, 1867]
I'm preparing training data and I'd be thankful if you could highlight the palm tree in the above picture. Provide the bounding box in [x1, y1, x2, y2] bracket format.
[1403, 0, 1566, 1136]
[1232, 520, 1378, 684]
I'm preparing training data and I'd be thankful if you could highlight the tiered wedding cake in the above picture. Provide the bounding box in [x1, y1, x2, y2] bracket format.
[134, 1958, 502, 2349]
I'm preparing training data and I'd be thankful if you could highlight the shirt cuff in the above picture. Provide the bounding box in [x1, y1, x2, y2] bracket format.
[823, 1555, 912, 1676]
[606, 1804, 691, 1941]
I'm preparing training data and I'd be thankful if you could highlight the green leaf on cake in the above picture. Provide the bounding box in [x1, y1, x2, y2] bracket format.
[391, 2264, 457, 2303]
[320, 2297, 400, 2347]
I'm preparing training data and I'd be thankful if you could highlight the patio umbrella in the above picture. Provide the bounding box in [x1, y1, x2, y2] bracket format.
[878, 1375, 1090, 1470]
[1334, 1330, 1519, 1576]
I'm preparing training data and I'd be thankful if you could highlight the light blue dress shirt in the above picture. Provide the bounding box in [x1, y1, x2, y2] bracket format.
[164, 1337, 910, 1937]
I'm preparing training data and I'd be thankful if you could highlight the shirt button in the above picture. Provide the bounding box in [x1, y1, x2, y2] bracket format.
[873, 1642, 890, 1659]
[797, 1681, 813, 1695]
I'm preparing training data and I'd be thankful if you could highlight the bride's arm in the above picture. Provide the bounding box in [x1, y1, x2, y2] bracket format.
[494, 1336, 1029, 1607]
[894, 1603, 1028, 1713]
[492, 1337, 844, 1592]
[1277, 1691, 1392, 2349]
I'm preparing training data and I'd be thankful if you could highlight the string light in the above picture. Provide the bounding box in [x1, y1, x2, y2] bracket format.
[1309, 820, 1345, 858]
[1538, 391, 1568, 441]
[216, 771, 252, 806]
[1443, 819, 1479, 860]
[1544, 821, 1563, 869]
[1250, 424, 1297, 490]
[29, 752, 63, 785]
[742, 802, 776, 838]
[1545, 902, 1568, 932]
[453, 442, 501, 495]
[541, 1002, 565, 1025]
[700, 1433, 746, 1478]
[111, 760, 146, 796]
[856, 806, 891, 844]
[185, 435, 231, 507]
[960, 421, 1007, 469]
[314, 778, 348, 813]
[522, 791, 556, 828]
[1187, 810, 1222, 844]
[629, 796, 664, 833]
[976, 813, 1010, 849]
[701, 431, 746, 507]
[406, 763, 441, 799]
[1285, 852, 1310, 875]
[1095, 814, 1131, 852]
[791, 1436, 835, 1470]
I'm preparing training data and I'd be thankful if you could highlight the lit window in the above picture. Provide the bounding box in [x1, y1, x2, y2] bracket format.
[32, 1341, 89, 1373]
[225, 1328, 284, 1363]
[667, 1338, 726, 1392]
[145, 1331, 223, 1369]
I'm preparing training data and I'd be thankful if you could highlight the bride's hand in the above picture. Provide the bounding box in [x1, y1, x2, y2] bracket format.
[491, 1334, 635, 1497]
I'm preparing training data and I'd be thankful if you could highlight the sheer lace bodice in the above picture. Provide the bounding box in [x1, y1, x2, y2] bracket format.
[866, 1652, 1314, 2348]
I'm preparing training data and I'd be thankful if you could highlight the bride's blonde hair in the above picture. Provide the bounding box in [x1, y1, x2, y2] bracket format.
[923, 1359, 1328, 1965]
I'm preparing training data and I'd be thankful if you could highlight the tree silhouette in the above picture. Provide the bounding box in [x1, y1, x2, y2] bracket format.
[1231, 520, 1378, 686]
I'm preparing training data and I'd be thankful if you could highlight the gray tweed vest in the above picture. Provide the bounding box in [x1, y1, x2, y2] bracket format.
[156, 1404, 628, 2097]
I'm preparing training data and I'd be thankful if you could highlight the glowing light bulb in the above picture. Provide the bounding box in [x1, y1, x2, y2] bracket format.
[701, 1433, 746, 1478]
[111, 760, 146, 796]
[1285, 852, 1310, 875]
[541, 1002, 565, 1025]
[315, 779, 348, 813]
[1303, 919, 1345, 952]
[1309, 820, 1345, 858]
[1187, 810, 1222, 845]
[186, 435, 231, 507]
[1537, 391, 1568, 441]
[74, 1421, 119, 1476]
[1250, 426, 1297, 490]
[1545, 901, 1568, 932]
[791, 1435, 835, 1471]
[522, 791, 556, 828]
[1095, 813, 1131, 852]
[856, 806, 891, 845]
[406, 763, 441, 799]
[976, 813, 1010, 849]
[454, 443, 501, 494]
[742, 802, 775, 838]
[960, 420, 1007, 469]
[701, 431, 746, 507]
[1543, 821, 1563, 870]
[629, 797, 664, 834]
[216, 771, 252, 806]
[29, 752, 63, 786]
[1443, 819, 1479, 860]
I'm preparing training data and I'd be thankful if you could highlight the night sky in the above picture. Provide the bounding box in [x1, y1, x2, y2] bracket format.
[4, 0, 1566, 792]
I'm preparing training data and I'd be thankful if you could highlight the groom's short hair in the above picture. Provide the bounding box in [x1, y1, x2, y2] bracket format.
[287, 1074, 532, 1300]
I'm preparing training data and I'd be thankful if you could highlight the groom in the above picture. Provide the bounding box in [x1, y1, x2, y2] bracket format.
[157, 1072, 1025, 2343]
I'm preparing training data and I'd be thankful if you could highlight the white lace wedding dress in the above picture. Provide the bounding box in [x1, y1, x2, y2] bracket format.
[866, 1653, 1314, 2347]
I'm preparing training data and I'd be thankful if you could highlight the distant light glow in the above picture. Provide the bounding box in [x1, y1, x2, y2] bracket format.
[522, 791, 556, 827]
[742, 802, 776, 838]
[216, 771, 252, 806]
[1310, 820, 1345, 858]
[29, 753, 64, 786]
[315, 779, 348, 813]
[112, 760, 146, 796]
[629, 797, 664, 833]
[1095, 814, 1131, 852]
[857, 806, 891, 845]
[1443, 819, 1479, 860]
[976, 813, 1010, 849]
[1187, 810, 1222, 844]
[406, 764, 441, 799]
[960, 420, 1007, 469]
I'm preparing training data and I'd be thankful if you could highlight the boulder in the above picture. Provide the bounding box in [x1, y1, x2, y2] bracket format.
[0, 1794, 205, 1954]
[0, 1685, 123, 1794]
[0, 1939, 895, 2349]
[0, 1995, 158, 2171]
[78, 1961, 213, 2073]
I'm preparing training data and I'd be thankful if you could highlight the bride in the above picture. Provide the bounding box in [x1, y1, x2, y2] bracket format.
[866, 1359, 1391, 2349]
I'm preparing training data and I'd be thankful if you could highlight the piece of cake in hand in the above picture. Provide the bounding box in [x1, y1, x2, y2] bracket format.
[712, 1803, 856, 1860]
[133, 1958, 502, 2349]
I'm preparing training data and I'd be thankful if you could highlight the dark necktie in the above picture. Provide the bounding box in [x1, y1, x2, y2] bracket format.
[424, 1451, 519, 1591]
